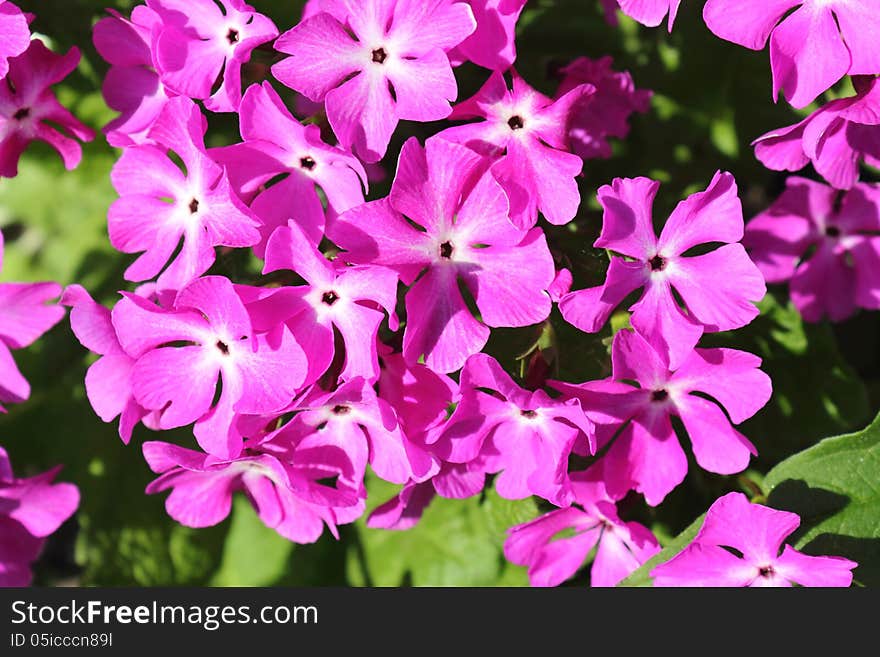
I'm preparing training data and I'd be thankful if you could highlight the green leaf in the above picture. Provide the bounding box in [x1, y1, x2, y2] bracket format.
[210, 498, 295, 587]
[765, 411, 880, 587]
[346, 476, 538, 586]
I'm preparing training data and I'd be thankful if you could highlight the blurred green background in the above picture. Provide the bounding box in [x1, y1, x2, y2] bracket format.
[2, 0, 878, 586]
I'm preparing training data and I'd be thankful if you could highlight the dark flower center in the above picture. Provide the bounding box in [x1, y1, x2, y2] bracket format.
[216, 340, 230, 355]
[372, 48, 387, 64]
[12, 107, 29, 121]
[322, 291, 339, 306]
[332, 404, 351, 415]
[520, 409, 538, 418]
[649, 255, 666, 272]
[758, 565, 774, 578]
[300, 156, 316, 171]
[825, 226, 841, 238]
[227, 28, 239, 44]
[189, 198, 200, 214]
[439, 241, 454, 259]
[651, 389, 669, 402]
[507, 115, 524, 130]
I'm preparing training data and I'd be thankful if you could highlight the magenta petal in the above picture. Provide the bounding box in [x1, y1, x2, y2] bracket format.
[559, 257, 647, 334]
[461, 228, 554, 328]
[325, 70, 398, 163]
[832, 1, 880, 76]
[402, 266, 489, 373]
[702, 0, 800, 50]
[672, 347, 771, 424]
[774, 545, 856, 587]
[658, 171, 744, 256]
[132, 346, 218, 428]
[769, 5, 851, 109]
[669, 244, 765, 332]
[366, 481, 436, 530]
[603, 410, 686, 506]
[272, 12, 361, 101]
[753, 119, 810, 174]
[595, 176, 660, 260]
[696, 492, 800, 564]
[676, 395, 756, 475]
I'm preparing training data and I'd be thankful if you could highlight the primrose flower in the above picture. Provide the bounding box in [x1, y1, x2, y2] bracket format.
[432, 353, 595, 506]
[93, 6, 171, 147]
[143, 438, 360, 544]
[330, 136, 556, 373]
[556, 56, 652, 161]
[111, 275, 307, 459]
[550, 329, 771, 506]
[752, 76, 880, 191]
[0, 1, 29, 80]
[108, 97, 261, 292]
[272, 0, 476, 162]
[744, 178, 880, 322]
[146, 0, 278, 112]
[441, 71, 594, 229]
[252, 220, 400, 384]
[210, 81, 367, 253]
[704, 0, 880, 109]
[0, 230, 65, 410]
[0, 40, 94, 178]
[449, 0, 527, 71]
[504, 472, 660, 587]
[651, 492, 857, 586]
[559, 172, 766, 368]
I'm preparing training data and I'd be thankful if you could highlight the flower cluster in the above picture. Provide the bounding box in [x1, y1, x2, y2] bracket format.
[13, 0, 866, 588]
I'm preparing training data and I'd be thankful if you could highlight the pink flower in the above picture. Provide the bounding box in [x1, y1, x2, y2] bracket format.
[252, 220, 399, 384]
[330, 136, 556, 373]
[449, 0, 526, 71]
[111, 276, 307, 459]
[93, 6, 172, 147]
[143, 438, 359, 544]
[752, 76, 880, 191]
[62, 285, 153, 444]
[0, 0, 29, 80]
[441, 71, 594, 229]
[0, 446, 79, 586]
[744, 178, 880, 322]
[108, 97, 261, 292]
[272, 0, 476, 162]
[559, 172, 766, 369]
[504, 472, 660, 587]
[611, 0, 681, 31]
[432, 353, 595, 506]
[146, 0, 278, 112]
[703, 0, 880, 109]
[556, 56, 652, 161]
[264, 378, 438, 486]
[651, 492, 857, 586]
[0, 40, 94, 178]
[551, 329, 771, 506]
[210, 81, 367, 255]
[0, 230, 65, 410]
